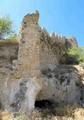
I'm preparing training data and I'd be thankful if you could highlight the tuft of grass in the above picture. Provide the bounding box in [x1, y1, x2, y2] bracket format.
[0, 39, 19, 46]
[16, 110, 26, 120]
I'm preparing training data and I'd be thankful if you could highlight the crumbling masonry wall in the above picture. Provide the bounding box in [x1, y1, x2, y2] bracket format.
[0, 12, 78, 78]
[0, 41, 18, 62]
[15, 12, 41, 78]
[15, 12, 61, 78]
[39, 30, 67, 70]
[15, 11, 77, 77]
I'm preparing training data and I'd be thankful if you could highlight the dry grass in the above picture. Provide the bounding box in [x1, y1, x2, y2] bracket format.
[31, 104, 84, 120]
[31, 104, 75, 120]
[0, 39, 19, 46]
[0, 110, 15, 120]
[0, 104, 84, 120]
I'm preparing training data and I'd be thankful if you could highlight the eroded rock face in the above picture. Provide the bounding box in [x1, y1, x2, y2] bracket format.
[7, 65, 82, 117]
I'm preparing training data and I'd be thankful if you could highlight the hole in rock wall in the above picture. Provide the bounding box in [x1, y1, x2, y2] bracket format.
[35, 99, 52, 109]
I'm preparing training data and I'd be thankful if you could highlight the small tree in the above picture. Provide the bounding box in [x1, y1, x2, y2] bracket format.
[0, 16, 14, 39]
[7, 33, 17, 40]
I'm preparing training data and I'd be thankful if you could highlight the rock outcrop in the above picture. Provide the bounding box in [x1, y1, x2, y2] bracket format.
[0, 11, 83, 119]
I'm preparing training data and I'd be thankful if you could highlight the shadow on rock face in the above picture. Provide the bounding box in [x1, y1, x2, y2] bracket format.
[0, 103, 1, 109]
[0, 102, 3, 110]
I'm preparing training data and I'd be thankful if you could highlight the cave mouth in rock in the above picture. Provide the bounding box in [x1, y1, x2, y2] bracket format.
[35, 99, 52, 109]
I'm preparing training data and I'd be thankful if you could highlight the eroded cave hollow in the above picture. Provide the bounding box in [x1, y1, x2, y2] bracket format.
[35, 99, 52, 109]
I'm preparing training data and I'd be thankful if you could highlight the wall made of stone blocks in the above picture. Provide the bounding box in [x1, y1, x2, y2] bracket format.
[39, 29, 59, 70]
[16, 12, 41, 78]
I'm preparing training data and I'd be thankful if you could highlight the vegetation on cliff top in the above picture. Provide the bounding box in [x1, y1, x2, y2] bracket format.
[0, 16, 16, 40]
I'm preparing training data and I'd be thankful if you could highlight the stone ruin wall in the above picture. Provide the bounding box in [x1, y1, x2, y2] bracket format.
[0, 41, 18, 67]
[0, 41, 18, 81]
[0, 11, 78, 78]
[39, 29, 66, 70]
[15, 11, 71, 78]
[17, 11, 77, 74]
[15, 12, 41, 78]
[0, 41, 18, 86]
[39, 27, 78, 71]
[39, 29, 60, 70]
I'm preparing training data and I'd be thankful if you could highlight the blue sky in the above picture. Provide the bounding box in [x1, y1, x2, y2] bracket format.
[0, 0, 84, 46]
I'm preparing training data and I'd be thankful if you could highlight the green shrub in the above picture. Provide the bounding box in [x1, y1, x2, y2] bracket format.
[67, 46, 84, 64]
[0, 15, 16, 40]
[6, 33, 17, 40]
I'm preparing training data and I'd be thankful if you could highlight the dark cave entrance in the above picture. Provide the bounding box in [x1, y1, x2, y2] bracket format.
[35, 99, 52, 109]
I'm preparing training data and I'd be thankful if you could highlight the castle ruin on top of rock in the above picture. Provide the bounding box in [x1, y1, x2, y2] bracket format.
[0, 11, 83, 119]
[13, 10, 78, 78]
[0, 10, 78, 77]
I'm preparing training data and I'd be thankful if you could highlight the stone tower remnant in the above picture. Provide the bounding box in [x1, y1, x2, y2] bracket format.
[15, 11, 78, 79]
[16, 11, 41, 78]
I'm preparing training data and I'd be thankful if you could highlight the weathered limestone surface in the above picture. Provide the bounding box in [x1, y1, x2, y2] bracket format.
[0, 11, 83, 119]
[6, 65, 83, 117]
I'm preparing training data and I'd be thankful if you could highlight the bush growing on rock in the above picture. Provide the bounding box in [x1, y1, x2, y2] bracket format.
[67, 46, 84, 64]
[61, 46, 84, 64]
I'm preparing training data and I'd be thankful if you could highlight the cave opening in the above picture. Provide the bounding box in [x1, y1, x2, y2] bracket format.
[35, 99, 52, 109]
